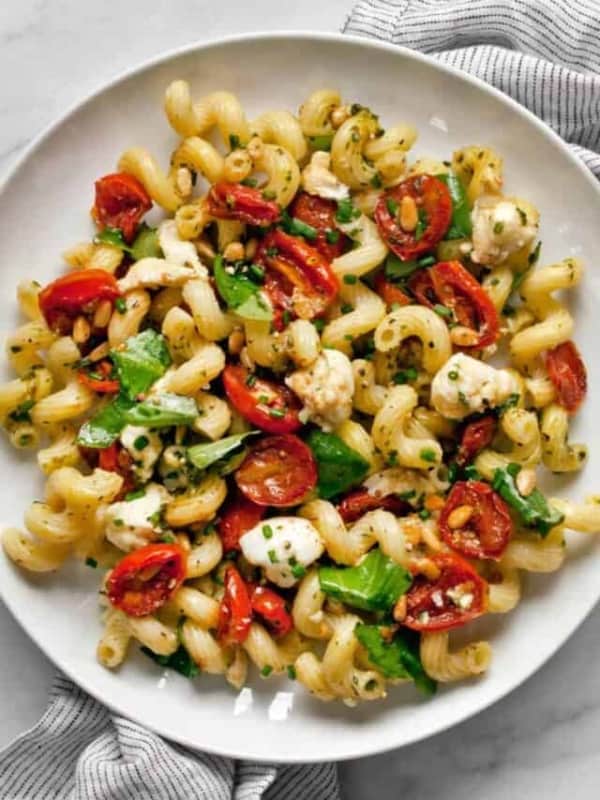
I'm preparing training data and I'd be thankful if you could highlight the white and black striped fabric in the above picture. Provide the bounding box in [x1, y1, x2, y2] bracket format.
[344, 0, 600, 178]
[0, 675, 339, 799]
[2, 2, 600, 797]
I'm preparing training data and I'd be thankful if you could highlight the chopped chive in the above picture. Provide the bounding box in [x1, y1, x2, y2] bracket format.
[418, 508, 431, 520]
[448, 370, 459, 381]
[246, 373, 257, 387]
[229, 134, 241, 150]
[261, 665, 273, 677]
[268, 549, 278, 564]
[133, 435, 149, 450]
[85, 557, 98, 568]
[291, 562, 306, 579]
[392, 367, 418, 384]
[386, 198, 399, 216]
[433, 304, 453, 318]
[343, 274, 358, 285]
[269, 408, 286, 419]
[262, 524, 273, 540]
[493, 221, 504, 235]
[115, 297, 127, 314]
[287, 665, 297, 680]
[248, 263, 265, 283]
[420, 448, 437, 463]
[325, 228, 340, 245]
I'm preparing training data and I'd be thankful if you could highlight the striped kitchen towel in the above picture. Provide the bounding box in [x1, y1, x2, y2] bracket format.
[344, 0, 600, 179]
[0, 674, 339, 799]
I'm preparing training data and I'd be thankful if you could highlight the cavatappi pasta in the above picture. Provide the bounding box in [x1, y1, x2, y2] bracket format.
[1, 84, 596, 706]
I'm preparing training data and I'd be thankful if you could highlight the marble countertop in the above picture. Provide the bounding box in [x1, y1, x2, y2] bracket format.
[1, 1, 599, 797]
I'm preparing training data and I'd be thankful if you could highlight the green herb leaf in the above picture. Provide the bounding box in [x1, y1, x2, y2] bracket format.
[111, 329, 171, 400]
[436, 172, 472, 240]
[123, 393, 198, 428]
[384, 253, 421, 281]
[94, 226, 132, 253]
[319, 548, 412, 612]
[77, 394, 134, 448]
[281, 211, 318, 241]
[491, 463, 564, 536]
[8, 399, 35, 423]
[355, 624, 436, 696]
[131, 224, 162, 261]
[307, 429, 370, 499]
[335, 198, 360, 224]
[141, 645, 200, 678]
[213, 255, 273, 321]
[187, 431, 259, 473]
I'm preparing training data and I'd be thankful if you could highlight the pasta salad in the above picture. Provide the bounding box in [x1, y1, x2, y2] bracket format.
[1, 83, 596, 704]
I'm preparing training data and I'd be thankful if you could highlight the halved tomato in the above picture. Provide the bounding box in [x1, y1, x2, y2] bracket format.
[337, 489, 410, 524]
[235, 434, 317, 507]
[217, 566, 253, 646]
[546, 340, 587, 414]
[97, 441, 136, 499]
[92, 172, 152, 242]
[409, 260, 500, 348]
[250, 585, 293, 638]
[39, 269, 121, 334]
[217, 492, 266, 553]
[222, 364, 302, 435]
[78, 360, 120, 394]
[374, 175, 452, 260]
[289, 192, 350, 261]
[404, 552, 488, 631]
[106, 543, 186, 617]
[374, 273, 412, 308]
[207, 182, 281, 226]
[439, 480, 513, 560]
[456, 415, 497, 466]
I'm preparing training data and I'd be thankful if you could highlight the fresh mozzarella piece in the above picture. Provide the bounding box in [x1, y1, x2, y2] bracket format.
[158, 220, 206, 272]
[471, 195, 538, 266]
[240, 517, 324, 588]
[119, 425, 163, 484]
[431, 352, 518, 420]
[117, 257, 206, 293]
[105, 483, 170, 552]
[301, 151, 350, 201]
[285, 348, 354, 432]
[158, 445, 190, 491]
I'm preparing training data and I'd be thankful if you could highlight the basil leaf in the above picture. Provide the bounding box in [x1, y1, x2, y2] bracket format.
[131, 224, 162, 260]
[384, 253, 420, 280]
[491, 463, 564, 536]
[77, 394, 134, 448]
[355, 624, 436, 696]
[213, 255, 273, 321]
[123, 393, 198, 428]
[94, 227, 132, 253]
[436, 172, 472, 240]
[319, 548, 412, 612]
[187, 431, 259, 472]
[307, 429, 369, 499]
[141, 645, 200, 678]
[111, 329, 172, 400]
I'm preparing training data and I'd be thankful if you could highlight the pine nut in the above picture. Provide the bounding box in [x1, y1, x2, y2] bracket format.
[228, 328, 245, 356]
[393, 595, 407, 622]
[409, 557, 441, 581]
[175, 533, 191, 552]
[194, 237, 216, 262]
[72, 315, 91, 344]
[93, 299, 113, 329]
[425, 494, 446, 512]
[330, 104, 351, 129]
[450, 325, 480, 347]
[447, 504, 474, 529]
[399, 195, 418, 232]
[223, 242, 245, 262]
[245, 238, 258, 261]
[87, 342, 110, 362]
[175, 166, 193, 199]
[516, 467, 536, 497]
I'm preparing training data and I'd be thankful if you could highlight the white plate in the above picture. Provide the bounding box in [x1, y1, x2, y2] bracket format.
[1, 32, 599, 763]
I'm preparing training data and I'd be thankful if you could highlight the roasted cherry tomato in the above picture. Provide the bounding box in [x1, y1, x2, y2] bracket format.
[207, 181, 281, 226]
[374, 273, 411, 308]
[439, 480, 513, 560]
[97, 441, 136, 498]
[217, 566, 253, 646]
[404, 552, 488, 631]
[217, 492, 265, 553]
[409, 260, 500, 348]
[374, 175, 452, 260]
[337, 489, 410, 524]
[39, 269, 121, 334]
[250, 585, 293, 638]
[546, 340, 587, 413]
[78, 360, 120, 394]
[92, 172, 152, 242]
[289, 192, 350, 261]
[257, 229, 339, 321]
[106, 543, 186, 617]
[222, 364, 302, 435]
[235, 434, 317, 507]
[456, 415, 497, 466]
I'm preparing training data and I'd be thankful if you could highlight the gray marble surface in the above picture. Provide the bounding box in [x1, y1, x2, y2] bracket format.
[1, 1, 599, 797]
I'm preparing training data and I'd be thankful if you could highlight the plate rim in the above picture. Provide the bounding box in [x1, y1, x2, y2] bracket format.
[1, 29, 599, 763]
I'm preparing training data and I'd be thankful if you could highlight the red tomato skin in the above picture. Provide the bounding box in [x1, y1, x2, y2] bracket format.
[257, 229, 339, 320]
[439, 480, 513, 560]
[410, 260, 500, 348]
[546, 340, 587, 413]
[98, 442, 136, 499]
[78, 360, 120, 394]
[456, 415, 497, 466]
[107, 544, 186, 617]
[290, 192, 350, 261]
[218, 494, 266, 553]
[404, 552, 488, 632]
[39, 269, 121, 334]
[374, 273, 412, 308]
[374, 175, 452, 260]
[217, 566, 253, 646]
[337, 489, 410, 524]
[92, 172, 152, 242]
[235, 434, 318, 507]
[207, 182, 281, 226]
[222, 364, 302, 435]
[250, 585, 293, 638]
